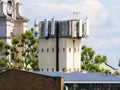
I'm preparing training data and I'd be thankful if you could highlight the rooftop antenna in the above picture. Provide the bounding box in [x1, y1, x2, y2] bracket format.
[73, 11, 80, 19]
[34, 18, 38, 27]
[34, 18, 39, 38]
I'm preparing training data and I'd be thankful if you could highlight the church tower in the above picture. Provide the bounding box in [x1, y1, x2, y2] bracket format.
[0, 0, 28, 44]
[38, 18, 89, 72]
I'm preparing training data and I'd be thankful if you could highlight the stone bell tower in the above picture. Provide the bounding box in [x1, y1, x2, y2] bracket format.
[38, 18, 90, 72]
[0, 0, 29, 45]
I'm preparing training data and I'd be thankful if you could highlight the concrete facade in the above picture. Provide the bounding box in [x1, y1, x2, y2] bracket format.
[38, 19, 89, 72]
[0, 69, 64, 90]
[39, 38, 81, 72]
[0, 0, 28, 45]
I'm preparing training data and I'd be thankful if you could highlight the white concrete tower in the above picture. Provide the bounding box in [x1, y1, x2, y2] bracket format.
[38, 18, 89, 72]
[0, 0, 29, 45]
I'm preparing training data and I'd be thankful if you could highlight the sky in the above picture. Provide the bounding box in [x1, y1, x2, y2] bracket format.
[21, 0, 120, 69]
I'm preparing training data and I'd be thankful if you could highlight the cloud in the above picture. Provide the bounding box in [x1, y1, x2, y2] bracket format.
[31, 0, 109, 30]
[93, 37, 120, 49]
[35, 2, 73, 11]
[34, 0, 108, 20]
[22, 0, 120, 68]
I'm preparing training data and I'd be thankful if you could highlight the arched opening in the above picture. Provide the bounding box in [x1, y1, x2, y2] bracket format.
[7, 1, 12, 6]
[7, 0, 13, 17]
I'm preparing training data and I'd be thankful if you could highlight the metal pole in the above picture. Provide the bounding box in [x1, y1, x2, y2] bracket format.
[56, 21, 59, 71]
[73, 40, 75, 71]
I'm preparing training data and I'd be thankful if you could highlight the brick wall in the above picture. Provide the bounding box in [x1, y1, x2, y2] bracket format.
[0, 69, 64, 90]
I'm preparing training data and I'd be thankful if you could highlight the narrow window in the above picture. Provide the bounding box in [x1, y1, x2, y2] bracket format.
[69, 48, 71, 52]
[69, 68, 71, 72]
[42, 48, 44, 52]
[52, 68, 54, 72]
[78, 48, 79, 52]
[74, 48, 76, 52]
[63, 68, 66, 72]
[52, 48, 54, 52]
[47, 48, 49, 52]
[63, 48, 65, 52]
[74, 68, 76, 71]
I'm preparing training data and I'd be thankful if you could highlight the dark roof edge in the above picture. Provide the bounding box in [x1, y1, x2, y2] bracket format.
[105, 62, 117, 70]
[0, 69, 63, 78]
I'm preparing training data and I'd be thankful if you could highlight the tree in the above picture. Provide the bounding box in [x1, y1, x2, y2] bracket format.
[81, 45, 107, 72]
[0, 28, 39, 71]
[20, 28, 39, 70]
[0, 40, 11, 70]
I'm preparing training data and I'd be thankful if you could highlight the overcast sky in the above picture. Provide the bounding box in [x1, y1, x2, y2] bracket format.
[21, 0, 120, 68]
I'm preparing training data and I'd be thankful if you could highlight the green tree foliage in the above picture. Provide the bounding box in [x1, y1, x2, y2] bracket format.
[81, 45, 107, 72]
[0, 28, 39, 71]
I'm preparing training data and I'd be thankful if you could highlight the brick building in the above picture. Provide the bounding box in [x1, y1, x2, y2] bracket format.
[0, 69, 64, 90]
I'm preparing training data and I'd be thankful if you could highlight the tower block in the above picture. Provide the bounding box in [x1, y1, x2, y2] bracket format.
[38, 18, 89, 72]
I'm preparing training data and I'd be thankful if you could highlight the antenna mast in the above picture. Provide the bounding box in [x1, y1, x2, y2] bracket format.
[73, 11, 80, 19]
